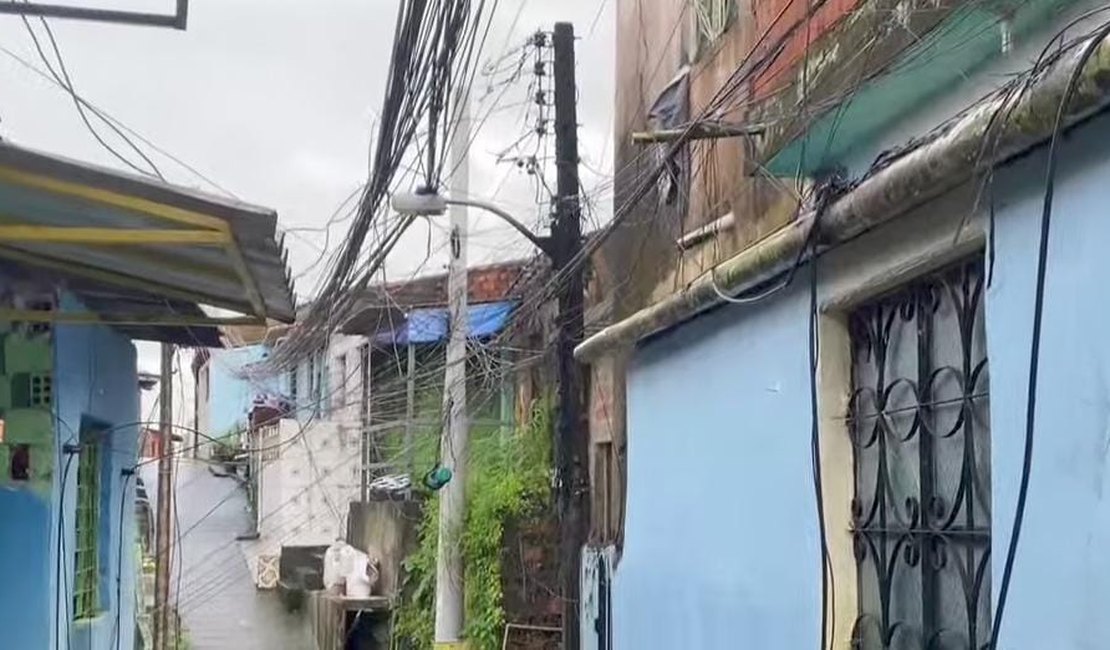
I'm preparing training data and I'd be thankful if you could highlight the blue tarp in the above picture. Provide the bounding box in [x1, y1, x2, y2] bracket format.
[374, 300, 515, 345]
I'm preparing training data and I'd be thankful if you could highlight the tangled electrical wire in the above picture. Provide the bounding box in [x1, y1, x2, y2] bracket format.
[263, 0, 501, 373]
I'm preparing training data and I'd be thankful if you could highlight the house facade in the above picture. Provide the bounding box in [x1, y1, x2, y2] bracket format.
[0, 141, 292, 648]
[219, 262, 533, 590]
[582, 1, 1110, 648]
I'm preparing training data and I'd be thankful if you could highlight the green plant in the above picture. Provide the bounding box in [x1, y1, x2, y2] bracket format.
[210, 428, 240, 463]
[394, 400, 552, 649]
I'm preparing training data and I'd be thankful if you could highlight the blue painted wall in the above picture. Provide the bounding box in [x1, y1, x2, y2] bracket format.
[52, 299, 141, 650]
[0, 463, 52, 647]
[0, 296, 140, 649]
[208, 345, 274, 436]
[618, 286, 818, 649]
[614, 112, 1110, 648]
[987, 111, 1110, 648]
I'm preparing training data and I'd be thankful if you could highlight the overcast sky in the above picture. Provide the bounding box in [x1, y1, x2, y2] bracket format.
[0, 0, 614, 383]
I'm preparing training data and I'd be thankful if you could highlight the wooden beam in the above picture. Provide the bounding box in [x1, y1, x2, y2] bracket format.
[223, 236, 268, 319]
[631, 122, 765, 144]
[0, 226, 226, 245]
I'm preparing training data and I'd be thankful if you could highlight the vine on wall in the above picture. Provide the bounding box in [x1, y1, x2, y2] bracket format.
[395, 400, 552, 649]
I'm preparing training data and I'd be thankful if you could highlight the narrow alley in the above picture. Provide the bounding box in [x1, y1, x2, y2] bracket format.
[143, 460, 313, 650]
[9, 0, 1110, 648]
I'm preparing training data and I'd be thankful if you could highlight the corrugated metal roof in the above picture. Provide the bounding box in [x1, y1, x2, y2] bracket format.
[0, 140, 295, 329]
[0, 260, 223, 346]
[74, 286, 223, 347]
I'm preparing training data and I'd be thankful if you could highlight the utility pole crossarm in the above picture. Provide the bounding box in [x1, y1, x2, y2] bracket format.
[630, 121, 765, 144]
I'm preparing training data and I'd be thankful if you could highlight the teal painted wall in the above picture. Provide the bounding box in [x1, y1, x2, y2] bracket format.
[0, 321, 57, 649]
[0, 294, 140, 649]
[769, 0, 1088, 177]
[53, 296, 141, 650]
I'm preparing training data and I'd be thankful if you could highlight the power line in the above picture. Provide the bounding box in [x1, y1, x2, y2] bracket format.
[0, 41, 237, 197]
[17, 9, 164, 179]
[990, 18, 1110, 648]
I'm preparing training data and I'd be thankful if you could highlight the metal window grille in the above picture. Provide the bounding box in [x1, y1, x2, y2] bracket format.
[74, 440, 101, 620]
[847, 258, 991, 648]
[694, 0, 734, 47]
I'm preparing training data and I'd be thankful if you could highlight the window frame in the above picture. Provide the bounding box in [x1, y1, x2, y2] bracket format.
[74, 421, 108, 621]
[843, 257, 991, 648]
[813, 185, 988, 647]
[693, 0, 736, 56]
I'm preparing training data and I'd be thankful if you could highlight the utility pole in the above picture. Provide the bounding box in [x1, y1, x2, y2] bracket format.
[434, 96, 470, 646]
[552, 21, 587, 650]
[153, 343, 175, 650]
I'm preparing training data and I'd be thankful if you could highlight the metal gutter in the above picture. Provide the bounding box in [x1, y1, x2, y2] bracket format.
[576, 31, 1110, 362]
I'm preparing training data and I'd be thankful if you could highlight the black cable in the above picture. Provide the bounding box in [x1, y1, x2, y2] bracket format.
[989, 21, 1110, 648]
[172, 452, 183, 646]
[17, 10, 163, 179]
[807, 225, 833, 650]
[113, 470, 135, 650]
[55, 450, 77, 650]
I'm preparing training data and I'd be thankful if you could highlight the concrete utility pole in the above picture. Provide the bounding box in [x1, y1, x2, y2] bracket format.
[552, 22, 588, 650]
[153, 343, 175, 650]
[434, 97, 471, 646]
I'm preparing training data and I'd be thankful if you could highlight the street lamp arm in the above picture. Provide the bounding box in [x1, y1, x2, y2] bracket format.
[443, 198, 553, 258]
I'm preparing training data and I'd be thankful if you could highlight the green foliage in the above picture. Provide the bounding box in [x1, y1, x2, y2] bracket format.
[395, 400, 552, 649]
[210, 427, 240, 463]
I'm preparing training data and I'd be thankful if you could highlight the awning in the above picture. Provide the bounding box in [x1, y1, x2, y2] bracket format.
[374, 301, 515, 346]
[0, 140, 295, 342]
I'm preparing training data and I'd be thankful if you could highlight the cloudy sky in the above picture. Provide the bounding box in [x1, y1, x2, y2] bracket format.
[0, 0, 614, 383]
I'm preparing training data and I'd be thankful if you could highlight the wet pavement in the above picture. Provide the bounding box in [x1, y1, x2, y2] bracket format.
[143, 459, 314, 650]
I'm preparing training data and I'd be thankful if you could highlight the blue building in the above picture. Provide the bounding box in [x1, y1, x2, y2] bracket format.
[582, 1, 1110, 648]
[0, 141, 293, 648]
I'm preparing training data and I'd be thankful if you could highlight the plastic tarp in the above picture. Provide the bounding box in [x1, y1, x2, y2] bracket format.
[374, 300, 515, 345]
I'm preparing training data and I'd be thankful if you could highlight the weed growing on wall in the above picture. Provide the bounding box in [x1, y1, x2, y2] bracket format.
[395, 400, 552, 649]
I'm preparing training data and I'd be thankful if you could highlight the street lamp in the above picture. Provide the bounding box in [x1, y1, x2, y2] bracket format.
[392, 191, 553, 257]
[393, 27, 584, 649]
[393, 188, 556, 647]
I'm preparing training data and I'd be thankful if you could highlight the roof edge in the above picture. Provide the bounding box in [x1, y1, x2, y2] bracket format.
[576, 29, 1110, 362]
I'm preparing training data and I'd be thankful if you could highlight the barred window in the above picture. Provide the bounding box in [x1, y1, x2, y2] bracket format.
[74, 426, 104, 620]
[847, 258, 991, 648]
[694, 0, 734, 50]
